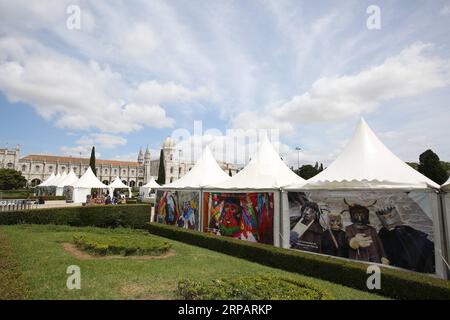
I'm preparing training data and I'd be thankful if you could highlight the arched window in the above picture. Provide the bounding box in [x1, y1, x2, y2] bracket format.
[122, 169, 126, 175]
[138, 182, 143, 187]
[170, 167, 173, 174]
[129, 181, 135, 187]
[21, 165, 27, 171]
[31, 178, 41, 187]
[114, 169, 117, 174]
[104, 169, 108, 174]
[170, 177, 173, 183]
[131, 170, 134, 175]
[48, 165, 53, 171]
[35, 165, 40, 171]
[61, 166, 65, 170]
[7, 162, 13, 168]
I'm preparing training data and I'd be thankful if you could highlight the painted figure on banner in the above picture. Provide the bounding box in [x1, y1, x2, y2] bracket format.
[206, 193, 275, 245]
[290, 201, 324, 253]
[321, 212, 349, 258]
[376, 206, 435, 273]
[178, 199, 197, 230]
[219, 197, 242, 238]
[343, 200, 389, 264]
[208, 194, 224, 234]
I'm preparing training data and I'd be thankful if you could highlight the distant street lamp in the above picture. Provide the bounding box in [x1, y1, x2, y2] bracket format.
[178, 149, 182, 179]
[295, 147, 302, 170]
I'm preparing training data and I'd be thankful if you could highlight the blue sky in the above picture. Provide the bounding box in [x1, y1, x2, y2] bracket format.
[0, 0, 449, 166]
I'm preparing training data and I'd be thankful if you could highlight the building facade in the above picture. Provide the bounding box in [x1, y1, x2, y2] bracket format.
[4, 137, 240, 187]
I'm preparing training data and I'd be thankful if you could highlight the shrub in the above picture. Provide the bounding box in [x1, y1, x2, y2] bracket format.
[73, 233, 171, 256]
[177, 274, 333, 300]
[0, 204, 151, 229]
[145, 223, 450, 300]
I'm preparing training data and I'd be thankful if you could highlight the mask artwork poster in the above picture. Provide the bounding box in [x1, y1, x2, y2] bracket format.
[155, 190, 199, 230]
[288, 191, 436, 274]
[203, 192, 274, 245]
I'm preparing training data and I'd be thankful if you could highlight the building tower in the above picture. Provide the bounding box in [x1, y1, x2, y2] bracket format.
[137, 147, 144, 165]
[162, 137, 176, 183]
[144, 145, 152, 183]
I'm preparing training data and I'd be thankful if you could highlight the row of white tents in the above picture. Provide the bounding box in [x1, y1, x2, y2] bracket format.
[37, 167, 156, 203]
[154, 118, 450, 279]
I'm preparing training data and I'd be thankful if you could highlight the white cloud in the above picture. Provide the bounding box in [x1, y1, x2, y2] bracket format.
[59, 145, 100, 158]
[0, 36, 213, 133]
[76, 133, 127, 149]
[440, 4, 450, 16]
[233, 43, 450, 133]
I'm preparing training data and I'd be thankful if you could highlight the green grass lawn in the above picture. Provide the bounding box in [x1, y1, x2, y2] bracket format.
[0, 224, 388, 300]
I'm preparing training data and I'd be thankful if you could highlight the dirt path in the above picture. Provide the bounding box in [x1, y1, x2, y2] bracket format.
[62, 243, 175, 260]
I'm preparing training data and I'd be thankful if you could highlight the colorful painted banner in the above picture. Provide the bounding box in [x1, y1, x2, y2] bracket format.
[288, 191, 435, 274]
[203, 192, 274, 245]
[155, 190, 199, 230]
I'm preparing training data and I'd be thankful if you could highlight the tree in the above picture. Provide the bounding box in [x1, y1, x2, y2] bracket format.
[0, 169, 27, 190]
[157, 149, 166, 185]
[418, 149, 448, 185]
[89, 146, 96, 176]
[296, 165, 318, 180]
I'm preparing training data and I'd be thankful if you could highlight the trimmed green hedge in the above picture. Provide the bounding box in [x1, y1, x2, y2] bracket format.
[73, 233, 171, 256]
[178, 274, 334, 300]
[0, 204, 151, 229]
[145, 223, 450, 300]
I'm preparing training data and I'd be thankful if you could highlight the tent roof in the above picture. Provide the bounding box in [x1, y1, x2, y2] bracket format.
[52, 171, 67, 186]
[71, 167, 108, 189]
[109, 176, 129, 189]
[160, 146, 230, 189]
[141, 177, 160, 189]
[45, 172, 63, 187]
[206, 135, 305, 190]
[287, 118, 440, 190]
[37, 172, 56, 187]
[442, 177, 450, 191]
[56, 169, 78, 187]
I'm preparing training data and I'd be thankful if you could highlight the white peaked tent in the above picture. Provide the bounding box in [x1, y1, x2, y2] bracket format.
[160, 146, 230, 189]
[284, 118, 447, 279]
[48, 172, 61, 187]
[139, 177, 160, 198]
[70, 167, 108, 203]
[52, 171, 67, 187]
[55, 169, 78, 196]
[37, 172, 56, 187]
[296, 118, 440, 190]
[208, 135, 305, 190]
[108, 176, 132, 198]
[204, 135, 305, 247]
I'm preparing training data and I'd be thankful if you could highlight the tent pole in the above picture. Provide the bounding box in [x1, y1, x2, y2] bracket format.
[198, 189, 203, 232]
[273, 190, 280, 248]
[438, 191, 450, 280]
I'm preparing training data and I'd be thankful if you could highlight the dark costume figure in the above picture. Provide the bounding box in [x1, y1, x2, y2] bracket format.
[321, 212, 348, 258]
[376, 207, 435, 273]
[343, 200, 389, 264]
[290, 201, 323, 253]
